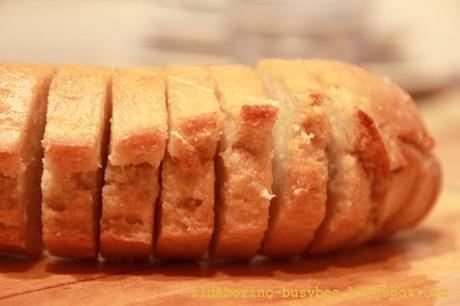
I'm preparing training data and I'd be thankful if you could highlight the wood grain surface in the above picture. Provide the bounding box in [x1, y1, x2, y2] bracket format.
[0, 89, 459, 306]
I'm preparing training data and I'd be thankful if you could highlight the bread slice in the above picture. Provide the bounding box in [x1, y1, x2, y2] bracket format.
[155, 66, 223, 259]
[41, 65, 111, 258]
[347, 143, 420, 246]
[209, 65, 278, 258]
[100, 68, 167, 258]
[0, 63, 55, 256]
[376, 152, 441, 239]
[256, 60, 330, 256]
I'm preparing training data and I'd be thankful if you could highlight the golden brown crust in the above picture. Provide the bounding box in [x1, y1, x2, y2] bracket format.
[0, 63, 55, 256]
[256, 59, 330, 256]
[155, 66, 223, 259]
[42, 65, 111, 258]
[0, 151, 20, 179]
[209, 65, 278, 258]
[100, 68, 167, 258]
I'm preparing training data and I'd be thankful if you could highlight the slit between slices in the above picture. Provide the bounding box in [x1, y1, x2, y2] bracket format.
[259, 69, 328, 256]
[155, 68, 222, 259]
[0, 72, 52, 256]
[309, 85, 373, 253]
[211, 76, 276, 257]
[261, 71, 296, 244]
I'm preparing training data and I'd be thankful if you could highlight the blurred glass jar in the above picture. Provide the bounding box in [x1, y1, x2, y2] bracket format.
[229, 0, 371, 64]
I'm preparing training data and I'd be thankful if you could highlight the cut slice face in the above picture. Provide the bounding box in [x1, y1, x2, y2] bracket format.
[41, 65, 111, 258]
[155, 66, 223, 259]
[100, 68, 167, 258]
[0, 63, 55, 256]
[209, 65, 278, 259]
[256, 59, 330, 256]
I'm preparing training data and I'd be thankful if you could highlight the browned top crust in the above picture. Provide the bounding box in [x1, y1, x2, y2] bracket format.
[42, 64, 111, 175]
[108, 67, 167, 167]
[155, 65, 223, 258]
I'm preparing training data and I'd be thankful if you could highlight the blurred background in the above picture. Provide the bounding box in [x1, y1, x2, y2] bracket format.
[0, 0, 459, 187]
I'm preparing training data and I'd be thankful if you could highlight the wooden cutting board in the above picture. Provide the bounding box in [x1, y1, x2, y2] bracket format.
[0, 188, 458, 306]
